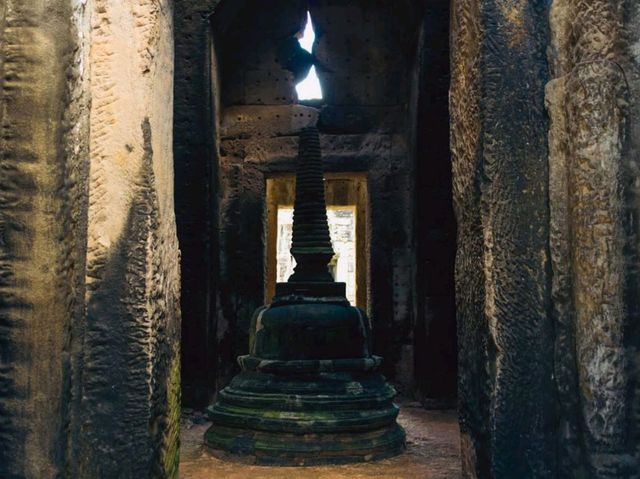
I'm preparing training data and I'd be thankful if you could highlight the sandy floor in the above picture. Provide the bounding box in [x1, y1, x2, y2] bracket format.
[180, 401, 462, 479]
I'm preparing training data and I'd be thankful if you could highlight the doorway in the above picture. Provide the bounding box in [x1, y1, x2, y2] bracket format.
[265, 173, 369, 307]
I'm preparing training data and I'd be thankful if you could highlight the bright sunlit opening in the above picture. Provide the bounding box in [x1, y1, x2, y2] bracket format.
[276, 207, 356, 305]
[296, 12, 323, 101]
[298, 12, 315, 54]
[296, 66, 322, 101]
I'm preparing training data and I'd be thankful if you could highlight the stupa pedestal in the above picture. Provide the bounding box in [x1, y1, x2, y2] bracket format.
[205, 127, 405, 465]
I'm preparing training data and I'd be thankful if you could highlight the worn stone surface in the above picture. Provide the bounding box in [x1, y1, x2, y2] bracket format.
[480, 2, 555, 477]
[319, 105, 406, 134]
[451, 0, 640, 476]
[0, 1, 181, 477]
[0, 1, 90, 477]
[450, 0, 489, 476]
[546, 0, 640, 476]
[79, 1, 180, 477]
[626, 2, 640, 474]
[451, 0, 556, 477]
[221, 105, 319, 139]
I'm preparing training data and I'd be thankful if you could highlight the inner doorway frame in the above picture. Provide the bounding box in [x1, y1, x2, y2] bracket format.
[265, 172, 370, 309]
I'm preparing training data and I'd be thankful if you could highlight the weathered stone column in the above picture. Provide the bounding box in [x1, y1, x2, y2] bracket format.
[450, 0, 490, 476]
[0, 1, 90, 477]
[451, 0, 555, 477]
[0, 1, 181, 478]
[547, 0, 639, 476]
[78, 0, 180, 477]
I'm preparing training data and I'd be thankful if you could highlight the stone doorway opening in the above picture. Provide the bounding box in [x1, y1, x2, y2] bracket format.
[175, 0, 459, 475]
[265, 172, 369, 308]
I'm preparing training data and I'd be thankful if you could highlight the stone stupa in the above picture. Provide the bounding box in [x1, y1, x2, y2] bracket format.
[205, 126, 405, 465]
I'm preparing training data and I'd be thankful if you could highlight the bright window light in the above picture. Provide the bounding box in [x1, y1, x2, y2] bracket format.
[296, 66, 322, 101]
[296, 12, 323, 101]
[298, 12, 315, 54]
[277, 207, 356, 305]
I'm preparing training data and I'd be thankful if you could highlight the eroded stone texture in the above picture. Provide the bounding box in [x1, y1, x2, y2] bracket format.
[481, 2, 555, 477]
[0, 1, 180, 478]
[546, 74, 585, 478]
[547, 0, 640, 476]
[625, 2, 640, 473]
[0, 1, 90, 477]
[451, 0, 556, 477]
[453, 0, 640, 476]
[449, 0, 489, 476]
[78, 1, 180, 477]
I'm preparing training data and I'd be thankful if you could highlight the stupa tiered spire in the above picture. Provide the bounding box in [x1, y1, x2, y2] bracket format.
[289, 126, 334, 283]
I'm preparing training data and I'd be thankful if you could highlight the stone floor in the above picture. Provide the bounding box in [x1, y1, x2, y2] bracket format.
[180, 401, 462, 479]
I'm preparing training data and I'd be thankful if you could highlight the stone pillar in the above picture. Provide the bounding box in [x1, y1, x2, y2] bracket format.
[0, 1, 90, 477]
[450, 0, 489, 475]
[78, 0, 180, 477]
[547, 0, 639, 476]
[451, 0, 556, 476]
[173, 0, 221, 408]
[0, 1, 180, 478]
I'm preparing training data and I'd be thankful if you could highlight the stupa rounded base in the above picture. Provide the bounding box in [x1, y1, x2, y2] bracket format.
[205, 422, 405, 466]
[204, 369, 406, 465]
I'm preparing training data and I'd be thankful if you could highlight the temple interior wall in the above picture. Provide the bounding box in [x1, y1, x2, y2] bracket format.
[212, 0, 419, 396]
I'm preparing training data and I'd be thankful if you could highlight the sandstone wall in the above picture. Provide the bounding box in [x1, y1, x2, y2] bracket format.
[414, 0, 457, 406]
[547, 0, 640, 476]
[173, 0, 221, 408]
[451, 0, 556, 476]
[452, 0, 640, 476]
[0, 1, 180, 477]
